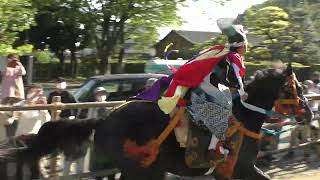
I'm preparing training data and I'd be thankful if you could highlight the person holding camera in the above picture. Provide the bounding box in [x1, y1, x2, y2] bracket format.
[0, 53, 26, 103]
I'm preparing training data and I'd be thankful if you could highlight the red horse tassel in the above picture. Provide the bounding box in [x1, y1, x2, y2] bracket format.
[123, 108, 185, 167]
[123, 139, 159, 167]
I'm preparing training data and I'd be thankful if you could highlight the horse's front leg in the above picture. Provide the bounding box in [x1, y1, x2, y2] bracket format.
[233, 137, 271, 180]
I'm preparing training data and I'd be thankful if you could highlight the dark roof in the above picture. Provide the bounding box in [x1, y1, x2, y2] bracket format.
[177, 31, 263, 46]
[172, 30, 220, 44]
[90, 73, 167, 81]
[158, 30, 263, 46]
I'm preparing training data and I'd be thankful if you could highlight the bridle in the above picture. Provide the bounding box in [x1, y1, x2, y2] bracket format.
[274, 74, 305, 116]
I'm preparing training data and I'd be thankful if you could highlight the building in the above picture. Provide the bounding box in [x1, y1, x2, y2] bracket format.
[155, 30, 263, 60]
[155, 30, 220, 60]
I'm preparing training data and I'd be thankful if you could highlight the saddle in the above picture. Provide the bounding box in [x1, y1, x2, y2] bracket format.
[172, 112, 227, 168]
[184, 121, 227, 168]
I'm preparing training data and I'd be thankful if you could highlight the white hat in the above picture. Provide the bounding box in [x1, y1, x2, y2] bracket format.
[94, 87, 108, 95]
[304, 80, 314, 87]
[217, 18, 248, 47]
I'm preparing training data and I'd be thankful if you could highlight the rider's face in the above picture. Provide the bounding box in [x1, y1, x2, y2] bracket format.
[237, 46, 246, 56]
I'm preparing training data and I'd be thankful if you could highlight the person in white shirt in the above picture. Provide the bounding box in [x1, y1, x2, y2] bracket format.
[15, 84, 50, 136]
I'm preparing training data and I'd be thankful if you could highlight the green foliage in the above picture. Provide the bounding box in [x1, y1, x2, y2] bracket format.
[0, 0, 36, 55]
[245, 46, 272, 61]
[244, 6, 291, 61]
[33, 50, 59, 64]
[0, 44, 34, 56]
[245, 6, 289, 37]
[249, 0, 320, 65]
[23, 0, 91, 55]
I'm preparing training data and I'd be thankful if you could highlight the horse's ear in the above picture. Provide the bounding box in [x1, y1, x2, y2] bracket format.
[285, 62, 293, 76]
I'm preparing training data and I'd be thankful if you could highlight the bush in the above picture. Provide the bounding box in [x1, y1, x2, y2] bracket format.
[33, 50, 59, 64]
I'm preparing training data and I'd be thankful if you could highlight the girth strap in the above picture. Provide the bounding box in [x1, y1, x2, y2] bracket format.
[215, 117, 261, 178]
[226, 118, 262, 140]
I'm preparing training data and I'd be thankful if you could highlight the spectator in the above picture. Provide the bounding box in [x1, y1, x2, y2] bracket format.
[303, 80, 320, 113]
[47, 77, 77, 120]
[312, 71, 320, 87]
[15, 84, 51, 136]
[0, 97, 23, 138]
[78, 87, 111, 120]
[304, 79, 320, 94]
[283, 80, 316, 159]
[88, 87, 111, 119]
[89, 87, 115, 180]
[0, 53, 26, 103]
[14, 85, 51, 179]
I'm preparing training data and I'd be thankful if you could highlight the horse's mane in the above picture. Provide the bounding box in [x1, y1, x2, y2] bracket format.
[246, 68, 285, 91]
[234, 68, 287, 132]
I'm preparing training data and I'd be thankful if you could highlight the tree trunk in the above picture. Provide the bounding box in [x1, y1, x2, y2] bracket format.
[70, 51, 77, 78]
[99, 54, 109, 75]
[117, 31, 125, 73]
[116, 48, 125, 73]
[57, 52, 65, 76]
[74, 57, 78, 77]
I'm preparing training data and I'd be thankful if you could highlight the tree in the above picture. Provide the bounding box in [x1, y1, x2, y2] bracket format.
[80, 0, 183, 74]
[0, 0, 35, 55]
[114, 20, 160, 73]
[253, 0, 320, 64]
[18, 0, 91, 76]
[282, 7, 320, 64]
[244, 6, 290, 61]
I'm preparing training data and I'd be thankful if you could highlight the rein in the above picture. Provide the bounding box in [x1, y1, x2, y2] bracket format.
[234, 74, 305, 136]
[240, 74, 302, 120]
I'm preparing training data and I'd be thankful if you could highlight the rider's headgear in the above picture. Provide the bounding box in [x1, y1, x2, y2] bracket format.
[217, 18, 248, 49]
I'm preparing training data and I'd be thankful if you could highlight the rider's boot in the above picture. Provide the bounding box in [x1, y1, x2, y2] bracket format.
[207, 139, 230, 161]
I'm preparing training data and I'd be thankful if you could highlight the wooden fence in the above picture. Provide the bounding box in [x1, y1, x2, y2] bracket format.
[0, 98, 126, 179]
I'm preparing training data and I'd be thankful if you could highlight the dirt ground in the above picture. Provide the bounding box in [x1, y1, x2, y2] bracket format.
[262, 151, 320, 180]
[282, 174, 320, 180]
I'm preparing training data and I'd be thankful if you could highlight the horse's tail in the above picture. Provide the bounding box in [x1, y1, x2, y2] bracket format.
[0, 119, 102, 161]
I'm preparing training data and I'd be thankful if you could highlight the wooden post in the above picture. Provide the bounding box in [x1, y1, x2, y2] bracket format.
[49, 96, 62, 179]
[51, 96, 62, 121]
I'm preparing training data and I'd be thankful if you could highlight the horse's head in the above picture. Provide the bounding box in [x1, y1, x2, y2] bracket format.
[241, 64, 313, 130]
[274, 63, 313, 122]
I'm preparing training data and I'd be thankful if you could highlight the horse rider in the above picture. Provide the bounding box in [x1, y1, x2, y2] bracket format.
[157, 20, 249, 156]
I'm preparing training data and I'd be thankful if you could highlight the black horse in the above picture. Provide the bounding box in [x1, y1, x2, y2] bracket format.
[0, 66, 312, 180]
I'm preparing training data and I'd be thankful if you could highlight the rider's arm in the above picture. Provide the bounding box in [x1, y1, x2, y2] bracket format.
[231, 63, 246, 96]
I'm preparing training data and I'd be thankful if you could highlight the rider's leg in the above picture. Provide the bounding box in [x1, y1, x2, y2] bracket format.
[208, 134, 229, 155]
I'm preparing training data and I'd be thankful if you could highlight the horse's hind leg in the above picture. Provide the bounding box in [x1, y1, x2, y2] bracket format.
[0, 161, 7, 179]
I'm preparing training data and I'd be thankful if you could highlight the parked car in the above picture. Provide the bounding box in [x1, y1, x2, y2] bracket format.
[73, 73, 167, 102]
[145, 59, 186, 74]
